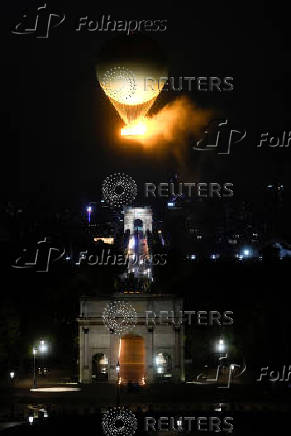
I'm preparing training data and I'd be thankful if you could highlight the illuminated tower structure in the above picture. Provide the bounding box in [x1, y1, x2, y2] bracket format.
[123, 206, 153, 280]
[77, 206, 184, 385]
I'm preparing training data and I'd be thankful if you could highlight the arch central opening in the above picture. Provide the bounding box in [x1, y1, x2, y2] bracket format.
[119, 334, 144, 384]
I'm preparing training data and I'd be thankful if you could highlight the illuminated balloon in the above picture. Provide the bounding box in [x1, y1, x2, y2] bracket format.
[96, 36, 167, 130]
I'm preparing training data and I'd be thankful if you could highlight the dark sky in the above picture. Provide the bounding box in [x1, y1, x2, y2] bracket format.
[2, 0, 291, 207]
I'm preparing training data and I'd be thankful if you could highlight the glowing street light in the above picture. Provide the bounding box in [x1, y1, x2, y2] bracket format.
[9, 371, 15, 381]
[86, 205, 92, 223]
[32, 340, 49, 389]
[217, 338, 225, 353]
[33, 347, 38, 389]
[28, 416, 34, 425]
[116, 360, 121, 406]
[177, 418, 183, 429]
[39, 340, 48, 353]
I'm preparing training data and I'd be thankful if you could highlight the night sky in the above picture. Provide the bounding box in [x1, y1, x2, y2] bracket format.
[2, 0, 291, 208]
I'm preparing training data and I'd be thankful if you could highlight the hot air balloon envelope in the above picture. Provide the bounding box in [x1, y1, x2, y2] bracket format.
[96, 36, 167, 130]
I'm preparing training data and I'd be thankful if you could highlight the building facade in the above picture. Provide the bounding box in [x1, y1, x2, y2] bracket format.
[77, 293, 184, 384]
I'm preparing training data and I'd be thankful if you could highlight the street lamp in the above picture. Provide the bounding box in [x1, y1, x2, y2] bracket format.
[32, 340, 49, 389]
[9, 371, 15, 381]
[33, 347, 38, 389]
[39, 340, 48, 353]
[217, 338, 225, 353]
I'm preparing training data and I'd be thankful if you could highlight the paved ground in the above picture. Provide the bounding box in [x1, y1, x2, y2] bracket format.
[1, 381, 290, 416]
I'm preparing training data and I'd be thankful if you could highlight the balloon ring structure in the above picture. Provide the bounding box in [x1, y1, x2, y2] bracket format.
[102, 301, 137, 335]
[102, 173, 137, 208]
[101, 66, 136, 102]
[102, 407, 138, 436]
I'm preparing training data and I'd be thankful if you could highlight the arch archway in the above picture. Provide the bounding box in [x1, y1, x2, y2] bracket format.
[92, 353, 108, 381]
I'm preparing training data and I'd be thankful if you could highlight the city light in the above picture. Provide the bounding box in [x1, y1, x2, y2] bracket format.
[86, 205, 92, 223]
[32, 340, 50, 389]
[9, 371, 15, 380]
[39, 340, 48, 353]
[28, 416, 34, 425]
[30, 387, 80, 392]
[93, 237, 114, 244]
[217, 338, 225, 353]
[177, 419, 183, 428]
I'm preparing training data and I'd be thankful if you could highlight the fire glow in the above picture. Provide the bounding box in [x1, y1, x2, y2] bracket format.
[121, 122, 147, 136]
